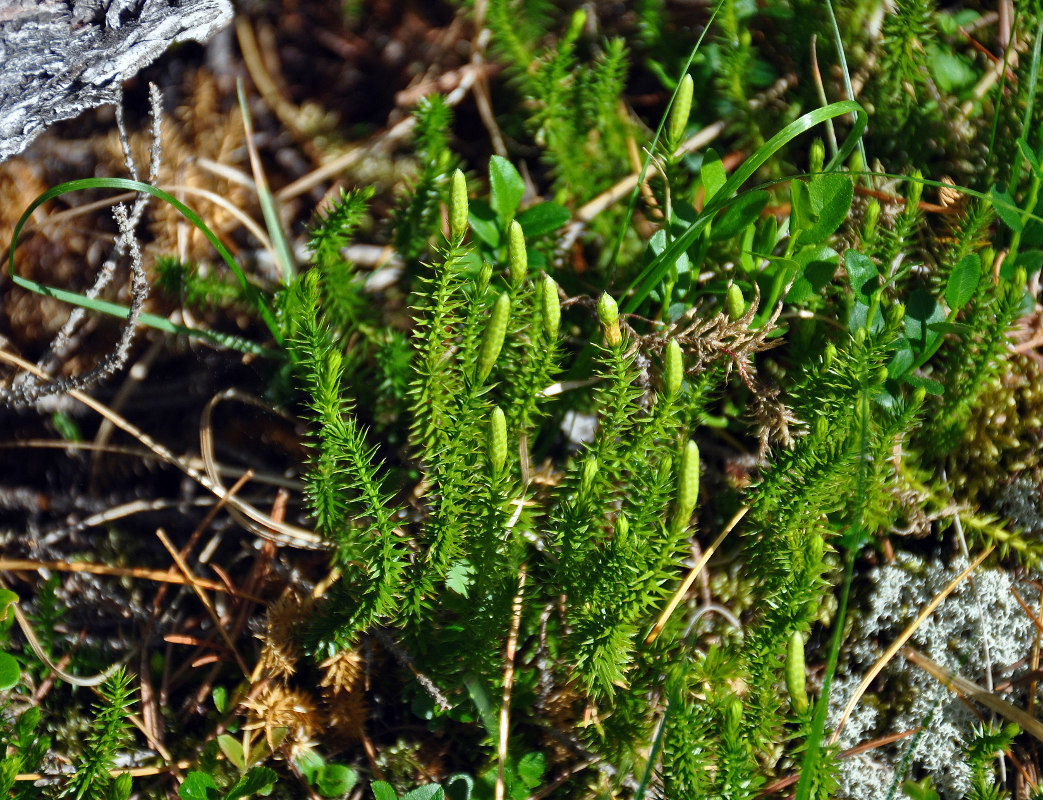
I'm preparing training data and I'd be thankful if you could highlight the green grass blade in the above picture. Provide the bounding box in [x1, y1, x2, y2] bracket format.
[237, 79, 297, 285]
[621, 100, 867, 314]
[9, 274, 271, 356]
[825, 0, 867, 173]
[7, 177, 283, 349]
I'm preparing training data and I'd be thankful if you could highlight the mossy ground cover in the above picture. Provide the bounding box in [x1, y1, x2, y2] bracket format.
[1, 1, 1043, 799]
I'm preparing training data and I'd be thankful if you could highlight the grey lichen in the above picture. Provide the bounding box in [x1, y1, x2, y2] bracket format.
[829, 554, 1037, 799]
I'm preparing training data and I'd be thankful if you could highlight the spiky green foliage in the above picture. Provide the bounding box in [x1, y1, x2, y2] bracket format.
[0, 707, 49, 800]
[660, 673, 712, 798]
[305, 186, 375, 341]
[66, 668, 136, 800]
[278, 131, 1042, 795]
[286, 270, 405, 649]
[391, 96, 456, 265]
[486, 2, 631, 203]
[927, 271, 1029, 452]
[155, 256, 247, 311]
[875, 0, 937, 129]
[964, 723, 1018, 800]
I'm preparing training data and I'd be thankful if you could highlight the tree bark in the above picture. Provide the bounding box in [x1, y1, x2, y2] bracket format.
[0, 0, 233, 163]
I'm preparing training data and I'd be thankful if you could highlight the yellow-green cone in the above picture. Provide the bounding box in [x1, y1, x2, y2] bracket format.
[477, 292, 510, 383]
[488, 406, 507, 474]
[667, 74, 694, 151]
[726, 283, 746, 321]
[672, 440, 700, 533]
[786, 630, 809, 713]
[809, 139, 825, 174]
[450, 169, 468, 243]
[596, 292, 622, 348]
[542, 276, 561, 341]
[508, 220, 527, 287]
[663, 339, 683, 399]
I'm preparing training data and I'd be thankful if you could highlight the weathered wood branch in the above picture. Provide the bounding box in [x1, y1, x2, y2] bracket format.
[0, 0, 233, 163]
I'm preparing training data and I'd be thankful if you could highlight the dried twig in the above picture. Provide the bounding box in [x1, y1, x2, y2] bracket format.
[496, 565, 528, 800]
[645, 505, 749, 645]
[155, 527, 251, 677]
[0, 348, 324, 549]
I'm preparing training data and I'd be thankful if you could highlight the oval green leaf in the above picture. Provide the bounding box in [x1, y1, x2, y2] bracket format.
[712, 190, 770, 241]
[944, 254, 981, 310]
[489, 156, 525, 222]
[372, 781, 399, 800]
[217, 733, 245, 771]
[700, 149, 726, 203]
[178, 772, 220, 800]
[806, 173, 853, 242]
[0, 652, 20, 691]
[516, 202, 571, 238]
[402, 786, 445, 800]
[845, 250, 878, 299]
[990, 184, 1024, 232]
[316, 764, 358, 798]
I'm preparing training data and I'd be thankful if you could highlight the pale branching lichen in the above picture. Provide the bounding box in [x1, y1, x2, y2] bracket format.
[830, 554, 1037, 799]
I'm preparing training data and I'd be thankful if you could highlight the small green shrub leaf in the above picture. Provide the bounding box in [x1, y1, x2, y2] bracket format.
[516, 202, 570, 237]
[0, 653, 20, 691]
[178, 772, 220, 800]
[990, 185, 1023, 232]
[371, 781, 399, 800]
[902, 776, 941, 800]
[845, 250, 878, 298]
[712, 190, 769, 241]
[489, 156, 525, 221]
[928, 321, 973, 336]
[928, 46, 976, 93]
[848, 297, 885, 334]
[444, 774, 474, 800]
[225, 766, 278, 800]
[211, 686, 228, 714]
[217, 734, 245, 771]
[752, 215, 778, 257]
[905, 288, 946, 351]
[944, 254, 980, 310]
[107, 772, 132, 800]
[295, 750, 323, 782]
[402, 785, 445, 800]
[786, 245, 838, 304]
[1017, 138, 1042, 176]
[316, 764, 358, 797]
[701, 149, 726, 203]
[468, 199, 501, 248]
[789, 179, 811, 233]
[517, 752, 546, 789]
[888, 338, 915, 377]
[648, 229, 691, 276]
[806, 173, 853, 242]
[902, 373, 945, 396]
